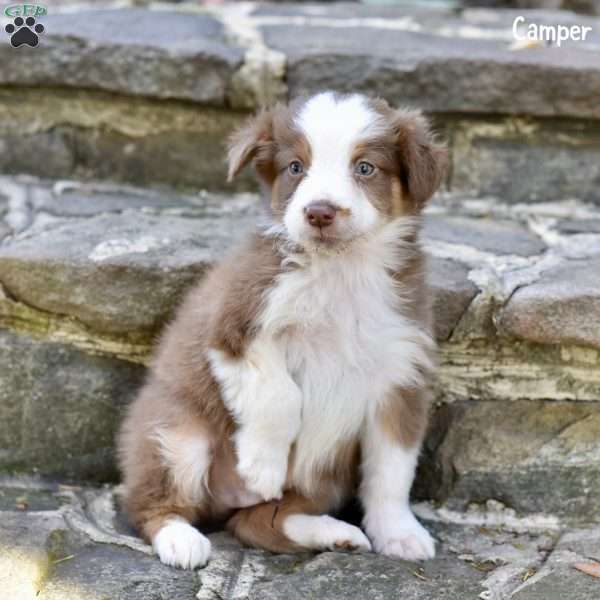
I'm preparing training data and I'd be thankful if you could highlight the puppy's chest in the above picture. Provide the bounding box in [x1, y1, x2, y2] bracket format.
[264, 262, 409, 401]
[262, 260, 420, 483]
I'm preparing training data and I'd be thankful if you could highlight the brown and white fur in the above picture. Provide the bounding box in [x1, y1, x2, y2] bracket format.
[118, 92, 447, 569]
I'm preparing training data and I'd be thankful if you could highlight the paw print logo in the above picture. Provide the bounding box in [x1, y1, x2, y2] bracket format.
[5, 16, 45, 48]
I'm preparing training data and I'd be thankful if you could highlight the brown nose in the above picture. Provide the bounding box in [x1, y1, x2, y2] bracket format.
[304, 202, 336, 228]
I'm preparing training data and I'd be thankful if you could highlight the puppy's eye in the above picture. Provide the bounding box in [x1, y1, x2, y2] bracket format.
[288, 160, 304, 176]
[355, 161, 375, 177]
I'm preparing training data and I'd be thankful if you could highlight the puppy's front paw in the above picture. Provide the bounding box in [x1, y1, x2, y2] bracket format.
[153, 519, 212, 569]
[236, 451, 287, 502]
[366, 510, 435, 561]
[375, 525, 435, 561]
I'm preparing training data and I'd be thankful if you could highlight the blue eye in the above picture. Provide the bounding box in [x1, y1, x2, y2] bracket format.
[289, 161, 304, 176]
[356, 161, 375, 177]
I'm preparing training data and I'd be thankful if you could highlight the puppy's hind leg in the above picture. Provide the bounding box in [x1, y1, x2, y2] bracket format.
[151, 515, 212, 570]
[119, 419, 214, 569]
[227, 491, 371, 554]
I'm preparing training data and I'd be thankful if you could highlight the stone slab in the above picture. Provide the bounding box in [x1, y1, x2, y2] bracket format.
[0, 185, 260, 335]
[259, 8, 600, 120]
[0, 481, 198, 600]
[252, 2, 600, 49]
[0, 330, 144, 481]
[0, 482, 65, 511]
[1, 78, 599, 203]
[0, 5, 599, 204]
[428, 257, 479, 341]
[498, 258, 600, 349]
[0, 88, 250, 191]
[42, 543, 200, 600]
[556, 218, 600, 234]
[0, 480, 569, 600]
[512, 527, 600, 600]
[0, 10, 243, 105]
[423, 215, 547, 256]
[418, 399, 600, 523]
[447, 115, 600, 204]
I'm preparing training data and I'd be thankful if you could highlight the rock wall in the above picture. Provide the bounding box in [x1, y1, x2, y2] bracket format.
[0, 2, 599, 526]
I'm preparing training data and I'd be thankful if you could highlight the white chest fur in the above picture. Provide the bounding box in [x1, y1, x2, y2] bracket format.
[258, 230, 433, 490]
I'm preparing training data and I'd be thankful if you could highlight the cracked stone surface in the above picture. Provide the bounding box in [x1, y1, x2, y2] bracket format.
[3, 478, 600, 599]
[428, 257, 479, 341]
[6, 477, 600, 600]
[511, 526, 600, 600]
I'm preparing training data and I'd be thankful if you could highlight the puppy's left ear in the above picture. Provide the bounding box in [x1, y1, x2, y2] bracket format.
[227, 109, 276, 183]
[393, 109, 448, 209]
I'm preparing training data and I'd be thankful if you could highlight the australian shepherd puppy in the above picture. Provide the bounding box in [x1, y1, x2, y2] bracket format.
[118, 91, 447, 569]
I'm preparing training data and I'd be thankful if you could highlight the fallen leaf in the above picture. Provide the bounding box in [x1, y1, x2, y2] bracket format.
[15, 495, 28, 510]
[472, 561, 498, 573]
[574, 562, 600, 578]
[509, 39, 546, 51]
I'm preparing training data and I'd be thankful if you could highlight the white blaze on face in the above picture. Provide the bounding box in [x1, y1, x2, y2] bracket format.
[284, 92, 386, 246]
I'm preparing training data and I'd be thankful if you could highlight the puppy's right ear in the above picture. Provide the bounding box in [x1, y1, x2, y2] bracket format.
[227, 109, 275, 182]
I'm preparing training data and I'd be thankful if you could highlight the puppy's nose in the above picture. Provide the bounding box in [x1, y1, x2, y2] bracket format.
[304, 202, 336, 228]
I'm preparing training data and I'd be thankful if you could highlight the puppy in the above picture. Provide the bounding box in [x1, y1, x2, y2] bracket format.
[118, 91, 447, 569]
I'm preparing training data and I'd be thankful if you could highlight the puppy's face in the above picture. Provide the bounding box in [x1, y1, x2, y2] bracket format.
[228, 92, 447, 250]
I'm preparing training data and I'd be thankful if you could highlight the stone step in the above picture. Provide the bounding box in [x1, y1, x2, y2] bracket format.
[5, 476, 600, 600]
[1, 3, 599, 202]
[1, 175, 599, 524]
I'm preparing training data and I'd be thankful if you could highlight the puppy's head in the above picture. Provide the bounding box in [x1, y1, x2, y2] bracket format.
[228, 92, 447, 250]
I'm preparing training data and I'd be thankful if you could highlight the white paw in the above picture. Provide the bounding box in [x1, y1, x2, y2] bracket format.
[284, 514, 372, 552]
[153, 519, 211, 569]
[236, 451, 287, 502]
[365, 510, 435, 561]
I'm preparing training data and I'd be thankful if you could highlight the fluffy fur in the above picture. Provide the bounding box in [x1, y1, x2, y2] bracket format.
[118, 91, 447, 569]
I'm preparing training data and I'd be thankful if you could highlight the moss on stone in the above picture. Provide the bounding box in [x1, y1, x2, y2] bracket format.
[439, 338, 600, 402]
[0, 87, 246, 138]
[0, 87, 253, 191]
[0, 294, 152, 364]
